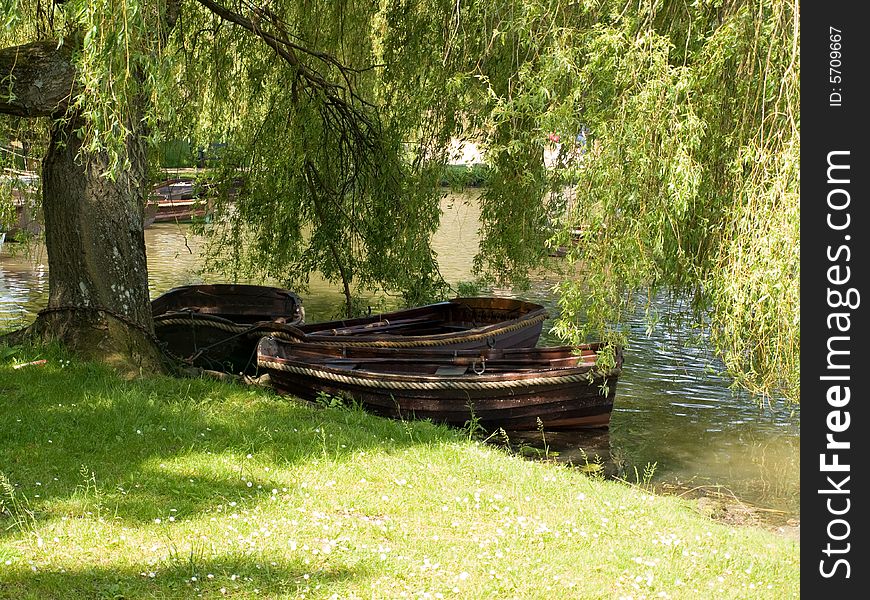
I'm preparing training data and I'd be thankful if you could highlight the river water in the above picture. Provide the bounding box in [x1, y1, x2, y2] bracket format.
[0, 192, 799, 526]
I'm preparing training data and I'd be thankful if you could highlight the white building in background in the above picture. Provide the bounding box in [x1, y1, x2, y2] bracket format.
[447, 140, 484, 166]
[446, 133, 586, 169]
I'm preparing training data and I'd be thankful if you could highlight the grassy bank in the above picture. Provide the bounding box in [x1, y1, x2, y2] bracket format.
[0, 345, 798, 599]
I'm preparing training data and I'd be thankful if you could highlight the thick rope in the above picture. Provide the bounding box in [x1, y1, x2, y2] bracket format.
[258, 359, 618, 391]
[154, 316, 252, 333]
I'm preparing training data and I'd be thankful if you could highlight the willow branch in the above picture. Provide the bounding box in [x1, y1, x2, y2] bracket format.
[194, 0, 342, 94]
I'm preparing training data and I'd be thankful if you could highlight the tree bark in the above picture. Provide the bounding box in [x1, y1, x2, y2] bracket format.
[1, 41, 166, 375]
[28, 113, 165, 374]
[0, 41, 76, 117]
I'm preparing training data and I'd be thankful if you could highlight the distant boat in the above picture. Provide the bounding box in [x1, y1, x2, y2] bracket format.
[257, 338, 623, 431]
[152, 284, 305, 373]
[152, 177, 197, 201]
[145, 178, 211, 226]
[273, 296, 548, 350]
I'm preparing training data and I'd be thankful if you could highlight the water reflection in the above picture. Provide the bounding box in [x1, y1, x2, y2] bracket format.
[514, 297, 800, 522]
[0, 244, 48, 330]
[608, 307, 799, 520]
[1, 192, 799, 523]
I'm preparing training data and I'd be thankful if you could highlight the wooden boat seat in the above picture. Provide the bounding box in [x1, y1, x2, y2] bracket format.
[305, 317, 442, 336]
[324, 362, 358, 371]
[434, 365, 469, 376]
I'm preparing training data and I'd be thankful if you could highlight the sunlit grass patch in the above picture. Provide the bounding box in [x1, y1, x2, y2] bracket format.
[1, 344, 798, 599]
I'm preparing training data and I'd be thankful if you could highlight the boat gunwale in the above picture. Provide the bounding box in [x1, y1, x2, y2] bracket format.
[151, 283, 304, 322]
[257, 338, 623, 387]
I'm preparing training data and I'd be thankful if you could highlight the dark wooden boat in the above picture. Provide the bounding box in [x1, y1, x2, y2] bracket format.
[270, 297, 548, 350]
[257, 338, 623, 431]
[151, 284, 305, 373]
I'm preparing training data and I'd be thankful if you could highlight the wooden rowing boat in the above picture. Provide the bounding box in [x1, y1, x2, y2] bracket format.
[273, 297, 548, 350]
[151, 284, 305, 373]
[145, 178, 212, 226]
[152, 293, 545, 375]
[257, 338, 623, 431]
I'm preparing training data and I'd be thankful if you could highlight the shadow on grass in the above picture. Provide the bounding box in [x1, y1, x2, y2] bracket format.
[0, 553, 361, 600]
[0, 355, 460, 533]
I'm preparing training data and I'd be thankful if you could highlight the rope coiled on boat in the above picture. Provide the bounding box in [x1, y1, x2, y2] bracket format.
[154, 316, 253, 333]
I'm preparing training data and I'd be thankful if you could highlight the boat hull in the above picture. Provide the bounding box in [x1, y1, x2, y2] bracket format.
[145, 200, 210, 225]
[152, 284, 304, 373]
[145, 177, 212, 226]
[257, 340, 622, 431]
[269, 297, 548, 351]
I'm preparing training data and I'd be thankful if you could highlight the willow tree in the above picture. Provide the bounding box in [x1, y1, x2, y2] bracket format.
[0, 5, 179, 373]
[1, 0, 799, 402]
[542, 0, 801, 403]
[173, 0, 452, 314]
[410, 0, 800, 402]
[389, 0, 798, 402]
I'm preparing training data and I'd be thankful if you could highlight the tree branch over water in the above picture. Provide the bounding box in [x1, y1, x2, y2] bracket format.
[193, 0, 374, 108]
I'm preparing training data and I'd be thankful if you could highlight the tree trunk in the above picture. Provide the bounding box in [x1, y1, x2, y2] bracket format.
[23, 114, 165, 374]
[1, 41, 165, 375]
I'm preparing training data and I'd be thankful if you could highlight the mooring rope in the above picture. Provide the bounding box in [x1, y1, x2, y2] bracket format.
[153, 315, 252, 334]
[257, 359, 611, 391]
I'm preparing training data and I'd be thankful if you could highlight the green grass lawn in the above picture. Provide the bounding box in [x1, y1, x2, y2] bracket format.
[0, 344, 799, 599]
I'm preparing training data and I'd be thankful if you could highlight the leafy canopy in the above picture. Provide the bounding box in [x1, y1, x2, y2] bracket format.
[1, 0, 799, 402]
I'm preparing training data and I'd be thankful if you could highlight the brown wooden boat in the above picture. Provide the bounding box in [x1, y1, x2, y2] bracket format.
[270, 297, 548, 350]
[257, 338, 623, 431]
[145, 178, 211, 226]
[151, 284, 305, 373]
[145, 199, 210, 225]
